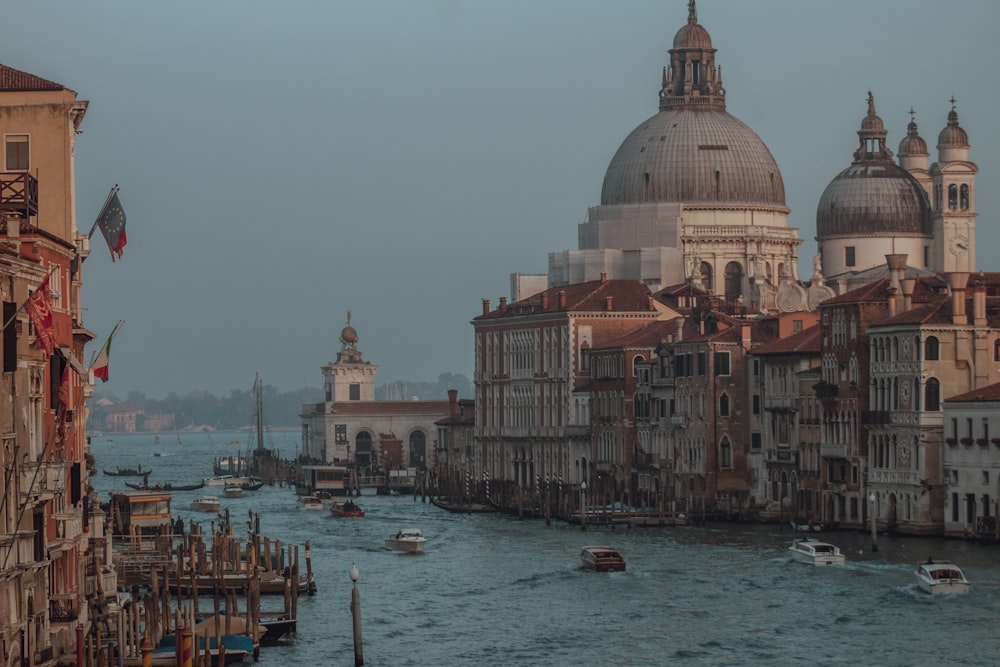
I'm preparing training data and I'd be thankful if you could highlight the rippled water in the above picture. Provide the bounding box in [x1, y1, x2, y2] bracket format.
[91, 432, 1000, 667]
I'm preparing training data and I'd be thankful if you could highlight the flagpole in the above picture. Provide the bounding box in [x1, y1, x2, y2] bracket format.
[87, 184, 119, 239]
[88, 319, 124, 369]
[0, 266, 57, 332]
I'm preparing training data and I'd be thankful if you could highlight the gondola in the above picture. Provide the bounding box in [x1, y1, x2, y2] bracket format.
[125, 481, 205, 492]
[240, 478, 266, 491]
[103, 466, 150, 477]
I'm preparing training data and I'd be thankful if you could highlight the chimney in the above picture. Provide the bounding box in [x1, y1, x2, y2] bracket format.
[448, 389, 458, 417]
[946, 272, 969, 325]
[973, 274, 987, 325]
[600, 272, 607, 283]
[675, 318, 684, 341]
[499, 296, 508, 315]
[900, 277, 916, 313]
[558, 290, 566, 309]
[741, 323, 752, 351]
[605, 295, 613, 311]
[482, 299, 490, 316]
[542, 291, 549, 309]
[885, 254, 907, 312]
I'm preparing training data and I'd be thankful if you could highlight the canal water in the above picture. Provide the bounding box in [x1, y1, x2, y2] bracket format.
[91, 431, 1000, 666]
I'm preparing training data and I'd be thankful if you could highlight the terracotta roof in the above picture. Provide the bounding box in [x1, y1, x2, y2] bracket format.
[752, 324, 821, 356]
[946, 382, 1000, 403]
[477, 278, 654, 320]
[821, 275, 943, 306]
[592, 319, 681, 350]
[0, 64, 70, 92]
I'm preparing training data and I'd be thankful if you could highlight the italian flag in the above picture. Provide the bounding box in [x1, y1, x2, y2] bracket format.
[92, 320, 124, 383]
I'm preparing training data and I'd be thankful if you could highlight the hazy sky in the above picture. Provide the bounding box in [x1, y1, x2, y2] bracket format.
[4, 0, 998, 397]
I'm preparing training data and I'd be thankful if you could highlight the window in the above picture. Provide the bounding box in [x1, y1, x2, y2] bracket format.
[349, 383, 361, 400]
[714, 351, 731, 376]
[720, 437, 732, 468]
[923, 246, 929, 267]
[793, 319, 803, 333]
[697, 352, 706, 376]
[845, 246, 856, 267]
[925, 377, 940, 411]
[2, 302, 15, 373]
[924, 336, 939, 361]
[5, 134, 29, 171]
[752, 394, 760, 415]
[751, 432, 761, 449]
[960, 184, 970, 210]
[948, 184, 958, 210]
[335, 424, 348, 444]
[719, 393, 730, 417]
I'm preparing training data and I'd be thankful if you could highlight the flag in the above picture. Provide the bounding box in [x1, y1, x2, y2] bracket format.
[58, 361, 70, 407]
[91, 320, 124, 382]
[95, 190, 127, 261]
[24, 273, 57, 356]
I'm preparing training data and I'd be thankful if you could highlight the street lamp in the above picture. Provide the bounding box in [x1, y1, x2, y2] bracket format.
[349, 563, 363, 666]
[869, 492, 878, 552]
[580, 481, 588, 532]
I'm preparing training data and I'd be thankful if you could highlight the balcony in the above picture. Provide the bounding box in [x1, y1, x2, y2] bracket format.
[19, 461, 66, 502]
[763, 395, 797, 411]
[0, 172, 39, 218]
[670, 415, 689, 428]
[0, 531, 38, 573]
[50, 513, 83, 553]
[85, 568, 118, 598]
[820, 442, 848, 459]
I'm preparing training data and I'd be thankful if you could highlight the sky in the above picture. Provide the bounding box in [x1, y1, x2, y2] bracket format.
[3, 0, 999, 398]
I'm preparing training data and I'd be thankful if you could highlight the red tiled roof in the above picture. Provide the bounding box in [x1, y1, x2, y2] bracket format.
[593, 319, 680, 350]
[0, 64, 69, 92]
[752, 324, 821, 356]
[821, 275, 944, 306]
[477, 278, 654, 319]
[946, 382, 1000, 403]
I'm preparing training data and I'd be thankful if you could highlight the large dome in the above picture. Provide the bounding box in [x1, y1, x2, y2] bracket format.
[816, 162, 931, 237]
[600, 109, 786, 207]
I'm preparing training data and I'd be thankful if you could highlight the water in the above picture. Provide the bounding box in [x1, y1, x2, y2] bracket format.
[91, 432, 1000, 666]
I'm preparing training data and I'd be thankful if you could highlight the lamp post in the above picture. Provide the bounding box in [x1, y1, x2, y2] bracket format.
[869, 492, 878, 552]
[580, 481, 587, 532]
[349, 563, 364, 666]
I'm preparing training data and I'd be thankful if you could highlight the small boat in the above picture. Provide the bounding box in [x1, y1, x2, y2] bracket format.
[430, 496, 495, 514]
[126, 481, 205, 492]
[788, 538, 845, 566]
[240, 478, 265, 491]
[104, 465, 149, 477]
[580, 545, 626, 572]
[297, 495, 323, 510]
[228, 438, 242, 447]
[789, 518, 823, 533]
[314, 490, 337, 505]
[223, 486, 243, 498]
[203, 474, 255, 487]
[385, 529, 426, 554]
[190, 496, 221, 512]
[330, 500, 365, 518]
[915, 559, 970, 595]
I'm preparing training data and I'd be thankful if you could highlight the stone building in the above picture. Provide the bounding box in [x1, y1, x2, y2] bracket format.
[300, 315, 450, 472]
[942, 382, 1000, 540]
[0, 63, 96, 666]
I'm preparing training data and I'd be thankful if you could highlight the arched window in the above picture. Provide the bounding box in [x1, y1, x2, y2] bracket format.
[948, 184, 958, 210]
[700, 261, 714, 293]
[355, 431, 373, 466]
[719, 393, 730, 417]
[720, 437, 732, 468]
[409, 431, 427, 469]
[925, 378, 941, 412]
[924, 336, 939, 361]
[960, 184, 970, 210]
[724, 261, 743, 303]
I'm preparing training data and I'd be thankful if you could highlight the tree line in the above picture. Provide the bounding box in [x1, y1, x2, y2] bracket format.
[86, 373, 472, 431]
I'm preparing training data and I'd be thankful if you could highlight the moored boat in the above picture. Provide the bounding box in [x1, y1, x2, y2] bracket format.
[788, 538, 845, 566]
[580, 545, 626, 572]
[915, 559, 970, 594]
[789, 518, 823, 532]
[430, 496, 495, 514]
[330, 499, 365, 518]
[190, 496, 221, 512]
[203, 474, 255, 487]
[223, 485, 243, 498]
[385, 529, 426, 553]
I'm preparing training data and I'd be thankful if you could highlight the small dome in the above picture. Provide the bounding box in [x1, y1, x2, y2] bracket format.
[340, 326, 358, 344]
[937, 108, 969, 148]
[673, 21, 713, 50]
[898, 119, 928, 157]
[816, 162, 931, 238]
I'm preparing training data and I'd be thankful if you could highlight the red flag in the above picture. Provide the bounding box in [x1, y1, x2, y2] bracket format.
[58, 362, 69, 407]
[25, 273, 57, 356]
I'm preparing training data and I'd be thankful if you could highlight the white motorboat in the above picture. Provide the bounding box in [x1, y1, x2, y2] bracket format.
[223, 486, 243, 498]
[203, 474, 255, 487]
[915, 559, 970, 594]
[385, 529, 426, 554]
[297, 495, 323, 510]
[788, 538, 845, 566]
[190, 496, 220, 513]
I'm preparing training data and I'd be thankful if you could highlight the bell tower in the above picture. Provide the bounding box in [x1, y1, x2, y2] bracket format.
[931, 100, 978, 273]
